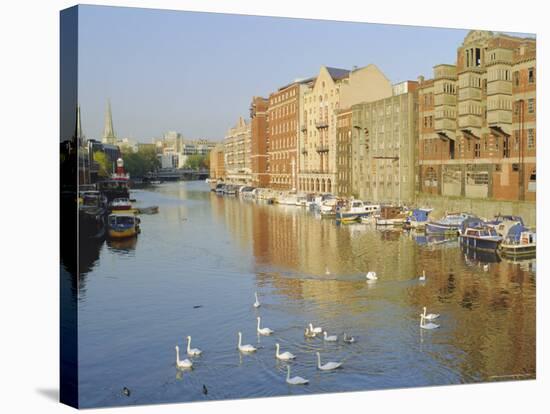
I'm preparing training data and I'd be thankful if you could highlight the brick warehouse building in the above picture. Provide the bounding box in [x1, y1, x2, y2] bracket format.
[250, 96, 270, 188]
[267, 79, 312, 191]
[418, 30, 536, 202]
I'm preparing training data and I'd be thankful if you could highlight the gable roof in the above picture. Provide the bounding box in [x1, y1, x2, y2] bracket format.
[326, 67, 350, 80]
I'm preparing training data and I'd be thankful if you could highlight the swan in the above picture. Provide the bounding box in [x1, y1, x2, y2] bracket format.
[419, 270, 426, 281]
[186, 336, 202, 356]
[420, 314, 440, 330]
[343, 333, 355, 343]
[257, 317, 274, 335]
[275, 343, 296, 360]
[323, 331, 338, 342]
[483, 264, 489, 272]
[237, 332, 257, 353]
[175, 346, 193, 369]
[309, 323, 322, 334]
[325, 266, 330, 275]
[304, 327, 316, 338]
[253, 292, 261, 308]
[316, 352, 342, 371]
[366, 271, 378, 280]
[286, 366, 308, 385]
[420, 306, 440, 321]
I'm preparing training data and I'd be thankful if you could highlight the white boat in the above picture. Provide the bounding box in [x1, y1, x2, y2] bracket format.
[336, 200, 379, 222]
[278, 193, 298, 205]
[499, 223, 536, 258]
[319, 198, 339, 217]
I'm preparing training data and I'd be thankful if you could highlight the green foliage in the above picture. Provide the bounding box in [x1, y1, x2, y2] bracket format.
[122, 147, 160, 178]
[184, 154, 209, 170]
[93, 151, 111, 178]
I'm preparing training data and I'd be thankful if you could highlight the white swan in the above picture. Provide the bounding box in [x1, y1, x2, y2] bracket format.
[186, 336, 202, 356]
[366, 271, 378, 280]
[304, 327, 316, 338]
[275, 343, 296, 360]
[323, 331, 338, 342]
[257, 317, 274, 335]
[316, 352, 342, 371]
[253, 292, 261, 308]
[325, 266, 330, 275]
[343, 333, 355, 343]
[420, 314, 440, 330]
[286, 365, 308, 385]
[175, 346, 193, 369]
[237, 332, 257, 353]
[420, 306, 440, 321]
[309, 323, 322, 334]
[419, 270, 426, 281]
[483, 264, 489, 272]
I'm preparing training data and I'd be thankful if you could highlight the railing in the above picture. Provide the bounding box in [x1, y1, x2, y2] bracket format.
[315, 119, 329, 128]
[301, 147, 308, 154]
[316, 145, 329, 153]
[300, 124, 307, 131]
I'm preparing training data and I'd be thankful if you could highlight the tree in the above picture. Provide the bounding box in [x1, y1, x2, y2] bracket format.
[184, 154, 209, 170]
[93, 151, 111, 178]
[121, 146, 161, 178]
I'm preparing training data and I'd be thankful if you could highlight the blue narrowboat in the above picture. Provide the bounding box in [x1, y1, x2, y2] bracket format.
[460, 217, 502, 251]
[426, 212, 470, 235]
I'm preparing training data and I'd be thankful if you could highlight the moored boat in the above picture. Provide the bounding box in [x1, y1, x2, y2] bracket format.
[109, 197, 133, 211]
[406, 208, 433, 230]
[336, 200, 379, 222]
[107, 213, 140, 239]
[375, 205, 408, 226]
[460, 218, 502, 251]
[426, 212, 470, 235]
[499, 223, 536, 258]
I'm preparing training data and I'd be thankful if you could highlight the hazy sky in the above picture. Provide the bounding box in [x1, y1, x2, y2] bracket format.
[77, 5, 533, 143]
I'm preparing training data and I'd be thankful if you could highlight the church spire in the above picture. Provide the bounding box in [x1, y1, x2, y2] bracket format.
[102, 99, 117, 144]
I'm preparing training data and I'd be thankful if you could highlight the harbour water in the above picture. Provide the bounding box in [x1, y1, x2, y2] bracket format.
[68, 181, 536, 408]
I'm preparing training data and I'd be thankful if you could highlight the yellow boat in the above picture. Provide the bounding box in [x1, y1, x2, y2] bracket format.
[107, 213, 140, 239]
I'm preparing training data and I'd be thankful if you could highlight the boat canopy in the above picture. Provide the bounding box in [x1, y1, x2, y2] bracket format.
[460, 216, 485, 234]
[410, 208, 432, 222]
[505, 223, 530, 242]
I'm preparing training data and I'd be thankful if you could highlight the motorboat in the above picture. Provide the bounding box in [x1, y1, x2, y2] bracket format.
[426, 212, 470, 235]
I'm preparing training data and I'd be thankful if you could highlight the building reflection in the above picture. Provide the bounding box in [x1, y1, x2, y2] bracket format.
[211, 196, 535, 381]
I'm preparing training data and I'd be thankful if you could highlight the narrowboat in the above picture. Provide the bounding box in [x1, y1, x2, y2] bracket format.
[460, 219, 502, 251]
[375, 205, 408, 226]
[107, 213, 140, 239]
[499, 223, 536, 258]
[426, 212, 470, 235]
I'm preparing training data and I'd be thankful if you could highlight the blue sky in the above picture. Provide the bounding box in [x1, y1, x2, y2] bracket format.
[77, 5, 534, 143]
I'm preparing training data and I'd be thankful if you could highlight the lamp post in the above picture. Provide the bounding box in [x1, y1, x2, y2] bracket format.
[517, 99, 525, 201]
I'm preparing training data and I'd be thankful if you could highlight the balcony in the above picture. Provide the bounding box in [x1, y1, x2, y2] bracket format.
[315, 119, 329, 128]
[486, 80, 512, 96]
[316, 145, 329, 153]
[434, 94, 456, 107]
[300, 124, 307, 132]
[434, 118, 456, 131]
[487, 110, 512, 136]
[458, 87, 481, 101]
[458, 114, 482, 129]
[301, 147, 308, 154]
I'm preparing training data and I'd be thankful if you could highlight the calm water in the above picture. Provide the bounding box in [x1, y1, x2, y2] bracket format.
[71, 181, 536, 408]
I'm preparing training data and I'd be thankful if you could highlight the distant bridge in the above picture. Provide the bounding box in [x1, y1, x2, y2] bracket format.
[146, 169, 209, 181]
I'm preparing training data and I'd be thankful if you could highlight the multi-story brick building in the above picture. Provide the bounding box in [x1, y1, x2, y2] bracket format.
[250, 96, 270, 188]
[224, 116, 252, 184]
[350, 81, 419, 203]
[418, 30, 536, 202]
[298, 65, 392, 194]
[209, 143, 225, 181]
[335, 108, 352, 197]
[267, 80, 312, 190]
